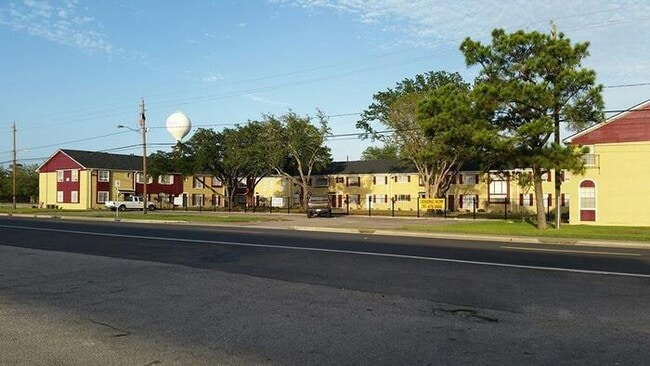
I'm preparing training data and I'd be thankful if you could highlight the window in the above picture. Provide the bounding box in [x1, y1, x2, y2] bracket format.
[97, 191, 109, 203]
[193, 177, 205, 189]
[192, 194, 204, 206]
[71, 191, 78, 203]
[395, 175, 410, 183]
[314, 177, 329, 187]
[56, 191, 63, 202]
[347, 177, 360, 187]
[136, 173, 152, 184]
[375, 195, 387, 203]
[462, 195, 477, 209]
[374, 175, 387, 185]
[580, 181, 596, 209]
[158, 174, 174, 185]
[488, 173, 508, 203]
[211, 177, 223, 187]
[347, 194, 361, 205]
[460, 174, 479, 185]
[98, 170, 110, 182]
[71, 170, 78, 182]
[57, 170, 64, 182]
[335, 177, 345, 184]
[396, 194, 411, 202]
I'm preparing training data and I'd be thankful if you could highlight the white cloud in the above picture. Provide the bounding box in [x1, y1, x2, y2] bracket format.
[244, 93, 291, 107]
[203, 74, 225, 83]
[0, 0, 114, 55]
[272, 0, 650, 107]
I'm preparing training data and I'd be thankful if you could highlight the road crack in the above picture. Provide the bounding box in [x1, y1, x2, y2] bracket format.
[88, 319, 132, 337]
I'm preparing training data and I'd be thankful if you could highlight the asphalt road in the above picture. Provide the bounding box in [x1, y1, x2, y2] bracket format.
[1, 217, 649, 365]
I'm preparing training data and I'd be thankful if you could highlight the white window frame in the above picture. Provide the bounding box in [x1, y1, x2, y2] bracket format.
[489, 174, 508, 203]
[136, 173, 153, 184]
[57, 170, 64, 182]
[98, 170, 110, 182]
[375, 175, 387, 185]
[462, 195, 477, 209]
[211, 177, 223, 187]
[97, 191, 109, 203]
[158, 174, 174, 185]
[56, 191, 64, 202]
[193, 177, 205, 189]
[348, 176, 361, 187]
[579, 181, 596, 210]
[71, 191, 79, 203]
[71, 169, 78, 182]
[395, 175, 409, 184]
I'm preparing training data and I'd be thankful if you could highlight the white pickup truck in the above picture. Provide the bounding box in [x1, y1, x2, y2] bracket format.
[105, 196, 155, 212]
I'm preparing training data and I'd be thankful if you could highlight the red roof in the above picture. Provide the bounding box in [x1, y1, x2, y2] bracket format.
[566, 99, 650, 145]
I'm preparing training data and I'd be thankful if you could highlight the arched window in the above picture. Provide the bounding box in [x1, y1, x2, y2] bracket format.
[579, 180, 596, 222]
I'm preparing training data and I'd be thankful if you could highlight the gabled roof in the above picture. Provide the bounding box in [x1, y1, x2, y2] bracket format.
[61, 149, 143, 170]
[38, 149, 143, 172]
[565, 99, 650, 145]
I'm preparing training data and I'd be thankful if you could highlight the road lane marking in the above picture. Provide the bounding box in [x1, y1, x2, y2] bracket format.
[2, 224, 649, 279]
[502, 246, 642, 257]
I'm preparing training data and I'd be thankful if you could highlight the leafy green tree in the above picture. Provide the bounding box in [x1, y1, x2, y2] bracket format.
[223, 121, 272, 207]
[358, 71, 490, 198]
[461, 28, 604, 229]
[261, 111, 332, 209]
[361, 145, 399, 161]
[0, 164, 38, 203]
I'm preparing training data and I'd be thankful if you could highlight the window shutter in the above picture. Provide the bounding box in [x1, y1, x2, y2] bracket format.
[346, 177, 349, 187]
[357, 194, 361, 203]
[384, 176, 388, 184]
[407, 176, 411, 183]
[372, 194, 376, 203]
[547, 172, 552, 182]
[459, 194, 464, 208]
[373, 176, 376, 185]
[529, 194, 534, 206]
[458, 175, 463, 184]
[561, 193, 566, 207]
[406, 195, 411, 201]
[547, 194, 552, 207]
[560, 171, 565, 182]
[475, 195, 479, 208]
[519, 194, 524, 206]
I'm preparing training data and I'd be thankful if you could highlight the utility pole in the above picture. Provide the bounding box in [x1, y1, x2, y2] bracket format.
[12, 122, 17, 210]
[140, 98, 148, 214]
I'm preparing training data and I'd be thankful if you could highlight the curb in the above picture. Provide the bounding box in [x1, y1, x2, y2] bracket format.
[3, 213, 649, 250]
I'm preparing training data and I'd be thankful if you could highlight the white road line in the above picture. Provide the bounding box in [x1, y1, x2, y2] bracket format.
[502, 246, 642, 257]
[2, 224, 649, 279]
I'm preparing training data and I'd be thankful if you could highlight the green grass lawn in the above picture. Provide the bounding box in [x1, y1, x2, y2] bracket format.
[403, 220, 650, 242]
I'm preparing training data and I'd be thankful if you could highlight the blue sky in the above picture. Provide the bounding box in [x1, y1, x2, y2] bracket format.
[1, 0, 649, 167]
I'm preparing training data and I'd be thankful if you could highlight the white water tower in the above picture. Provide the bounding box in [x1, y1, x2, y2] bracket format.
[166, 111, 191, 142]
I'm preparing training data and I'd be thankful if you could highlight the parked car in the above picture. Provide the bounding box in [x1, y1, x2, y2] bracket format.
[105, 195, 155, 212]
[307, 195, 332, 218]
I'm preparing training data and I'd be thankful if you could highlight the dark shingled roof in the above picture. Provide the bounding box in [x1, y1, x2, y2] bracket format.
[61, 149, 143, 171]
[317, 159, 416, 175]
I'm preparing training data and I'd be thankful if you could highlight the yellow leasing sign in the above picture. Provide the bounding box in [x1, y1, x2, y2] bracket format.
[419, 198, 446, 210]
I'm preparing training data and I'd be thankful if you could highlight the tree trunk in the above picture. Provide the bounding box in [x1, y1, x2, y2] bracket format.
[533, 166, 547, 230]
